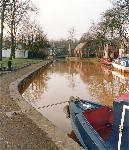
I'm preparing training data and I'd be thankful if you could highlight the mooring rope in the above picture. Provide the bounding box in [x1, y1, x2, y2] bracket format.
[37, 100, 70, 109]
[37, 96, 79, 109]
[5, 97, 77, 117]
[5, 100, 71, 117]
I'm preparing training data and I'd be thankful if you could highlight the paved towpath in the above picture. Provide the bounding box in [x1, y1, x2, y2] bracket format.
[0, 61, 60, 150]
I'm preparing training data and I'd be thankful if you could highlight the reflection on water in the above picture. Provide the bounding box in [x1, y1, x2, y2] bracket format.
[22, 60, 129, 133]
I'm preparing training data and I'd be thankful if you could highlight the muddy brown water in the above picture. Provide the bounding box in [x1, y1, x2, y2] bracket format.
[22, 60, 129, 134]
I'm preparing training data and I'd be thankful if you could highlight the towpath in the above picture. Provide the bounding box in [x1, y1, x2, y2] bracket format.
[0, 61, 61, 150]
[0, 61, 83, 150]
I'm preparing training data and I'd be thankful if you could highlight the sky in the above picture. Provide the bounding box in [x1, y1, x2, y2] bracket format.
[33, 0, 112, 40]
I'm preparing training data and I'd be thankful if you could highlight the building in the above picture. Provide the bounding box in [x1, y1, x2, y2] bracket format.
[2, 49, 28, 58]
[74, 43, 86, 58]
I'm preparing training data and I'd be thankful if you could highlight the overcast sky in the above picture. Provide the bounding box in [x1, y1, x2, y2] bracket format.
[33, 0, 112, 40]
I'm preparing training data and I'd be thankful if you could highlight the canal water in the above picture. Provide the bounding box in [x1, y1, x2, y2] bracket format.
[22, 60, 129, 134]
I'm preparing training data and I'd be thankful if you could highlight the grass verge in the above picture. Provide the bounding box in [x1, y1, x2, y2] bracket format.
[0, 58, 43, 70]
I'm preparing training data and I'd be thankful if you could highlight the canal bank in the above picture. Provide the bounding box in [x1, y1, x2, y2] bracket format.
[66, 57, 100, 63]
[0, 60, 83, 150]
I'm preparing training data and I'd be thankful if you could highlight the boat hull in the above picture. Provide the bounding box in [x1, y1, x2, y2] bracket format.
[69, 99, 112, 150]
[112, 62, 129, 72]
[69, 94, 129, 150]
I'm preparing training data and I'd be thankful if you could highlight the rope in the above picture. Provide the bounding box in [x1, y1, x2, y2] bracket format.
[5, 97, 78, 117]
[4, 100, 70, 118]
[37, 100, 70, 109]
[37, 96, 80, 109]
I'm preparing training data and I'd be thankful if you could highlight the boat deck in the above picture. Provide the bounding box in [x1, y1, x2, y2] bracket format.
[83, 106, 114, 140]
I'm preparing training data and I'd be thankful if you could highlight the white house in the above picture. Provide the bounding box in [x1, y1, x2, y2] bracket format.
[2, 49, 28, 58]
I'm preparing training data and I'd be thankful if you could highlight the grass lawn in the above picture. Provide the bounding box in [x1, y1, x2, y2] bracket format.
[0, 58, 43, 70]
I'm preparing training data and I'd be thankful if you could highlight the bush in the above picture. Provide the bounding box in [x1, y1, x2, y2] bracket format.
[28, 51, 48, 59]
[82, 54, 96, 58]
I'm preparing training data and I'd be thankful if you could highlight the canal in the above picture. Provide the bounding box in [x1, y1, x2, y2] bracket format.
[22, 60, 129, 135]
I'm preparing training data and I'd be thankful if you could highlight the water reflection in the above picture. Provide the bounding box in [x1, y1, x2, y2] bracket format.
[112, 70, 129, 94]
[22, 60, 129, 133]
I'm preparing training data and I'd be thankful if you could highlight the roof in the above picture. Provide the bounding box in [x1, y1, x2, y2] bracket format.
[74, 42, 86, 51]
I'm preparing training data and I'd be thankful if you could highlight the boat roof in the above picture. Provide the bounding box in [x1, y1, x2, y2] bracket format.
[118, 57, 129, 61]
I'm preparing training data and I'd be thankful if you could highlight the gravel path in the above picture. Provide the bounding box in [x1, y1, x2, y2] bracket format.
[0, 61, 59, 150]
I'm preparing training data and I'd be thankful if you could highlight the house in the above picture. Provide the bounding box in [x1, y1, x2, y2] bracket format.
[74, 42, 86, 58]
[2, 49, 28, 58]
[74, 42, 95, 58]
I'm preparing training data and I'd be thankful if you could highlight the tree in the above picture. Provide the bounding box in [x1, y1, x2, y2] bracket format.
[68, 27, 76, 41]
[67, 27, 78, 50]
[114, 0, 128, 45]
[102, 0, 128, 46]
[80, 0, 129, 57]
[4, 0, 36, 59]
[18, 19, 49, 51]
[0, 0, 9, 60]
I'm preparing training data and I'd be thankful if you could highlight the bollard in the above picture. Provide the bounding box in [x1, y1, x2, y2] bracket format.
[8, 60, 12, 71]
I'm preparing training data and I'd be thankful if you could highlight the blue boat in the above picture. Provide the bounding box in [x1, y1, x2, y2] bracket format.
[112, 57, 129, 72]
[69, 94, 129, 150]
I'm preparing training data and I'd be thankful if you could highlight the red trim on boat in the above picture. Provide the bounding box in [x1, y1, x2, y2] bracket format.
[115, 92, 129, 102]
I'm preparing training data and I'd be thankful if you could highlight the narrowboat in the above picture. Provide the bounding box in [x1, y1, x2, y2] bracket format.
[112, 57, 129, 72]
[69, 93, 129, 150]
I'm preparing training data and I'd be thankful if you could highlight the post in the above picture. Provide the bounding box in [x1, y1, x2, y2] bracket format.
[8, 59, 12, 71]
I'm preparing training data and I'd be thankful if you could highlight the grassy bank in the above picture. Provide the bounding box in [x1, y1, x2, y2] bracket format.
[0, 58, 43, 70]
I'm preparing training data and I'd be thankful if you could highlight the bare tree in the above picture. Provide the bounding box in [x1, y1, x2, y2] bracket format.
[17, 19, 49, 52]
[68, 27, 76, 41]
[4, 0, 37, 59]
[67, 27, 78, 50]
[0, 0, 9, 60]
[80, 0, 129, 56]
